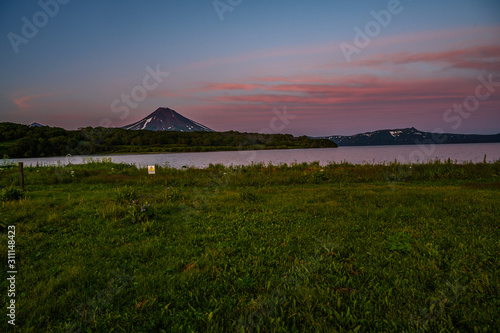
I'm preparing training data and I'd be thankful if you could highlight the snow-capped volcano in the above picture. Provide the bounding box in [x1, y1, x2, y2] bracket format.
[121, 107, 213, 132]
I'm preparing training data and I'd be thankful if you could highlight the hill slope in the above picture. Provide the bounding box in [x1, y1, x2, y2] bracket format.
[322, 127, 500, 146]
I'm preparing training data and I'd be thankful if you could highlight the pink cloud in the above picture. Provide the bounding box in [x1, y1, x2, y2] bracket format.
[113, 26, 500, 135]
[182, 69, 499, 135]
[199, 82, 265, 91]
[354, 44, 500, 71]
[179, 26, 500, 74]
[203, 76, 478, 106]
[363, 26, 500, 52]
[188, 40, 500, 117]
[13, 92, 59, 109]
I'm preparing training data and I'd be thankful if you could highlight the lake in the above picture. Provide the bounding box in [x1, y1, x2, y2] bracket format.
[4, 142, 500, 169]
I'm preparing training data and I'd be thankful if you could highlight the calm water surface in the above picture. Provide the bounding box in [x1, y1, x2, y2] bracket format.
[5, 143, 500, 169]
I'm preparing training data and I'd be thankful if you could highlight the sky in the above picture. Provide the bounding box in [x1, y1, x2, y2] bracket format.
[0, 0, 499, 136]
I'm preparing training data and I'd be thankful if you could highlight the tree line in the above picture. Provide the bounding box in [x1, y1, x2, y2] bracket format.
[0, 123, 337, 158]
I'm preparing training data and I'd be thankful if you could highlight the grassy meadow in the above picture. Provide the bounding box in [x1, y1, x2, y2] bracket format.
[0, 159, 499, 332]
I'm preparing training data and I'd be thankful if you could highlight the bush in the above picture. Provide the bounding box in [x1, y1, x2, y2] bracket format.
[1, 187, 25, 201]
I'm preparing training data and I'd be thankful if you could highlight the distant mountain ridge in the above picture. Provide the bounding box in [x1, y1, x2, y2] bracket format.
[320, 127, 500, 146]
[122, 107, 213, 132]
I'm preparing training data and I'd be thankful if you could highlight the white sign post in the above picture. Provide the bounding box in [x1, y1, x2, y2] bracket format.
[148, 165, 155, 192]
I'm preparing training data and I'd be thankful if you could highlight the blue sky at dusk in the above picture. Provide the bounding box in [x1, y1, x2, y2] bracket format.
[1, 0, 499, 136]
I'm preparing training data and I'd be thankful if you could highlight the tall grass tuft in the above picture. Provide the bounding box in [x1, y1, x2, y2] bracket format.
[113, 185, 138, 203]
[0, 186, 24, 201]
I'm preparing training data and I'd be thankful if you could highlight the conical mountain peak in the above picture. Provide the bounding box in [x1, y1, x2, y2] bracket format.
[122, 107, 213, 132]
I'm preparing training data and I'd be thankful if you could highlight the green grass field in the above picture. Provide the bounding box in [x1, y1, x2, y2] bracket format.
[1, 159, 499, 332]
